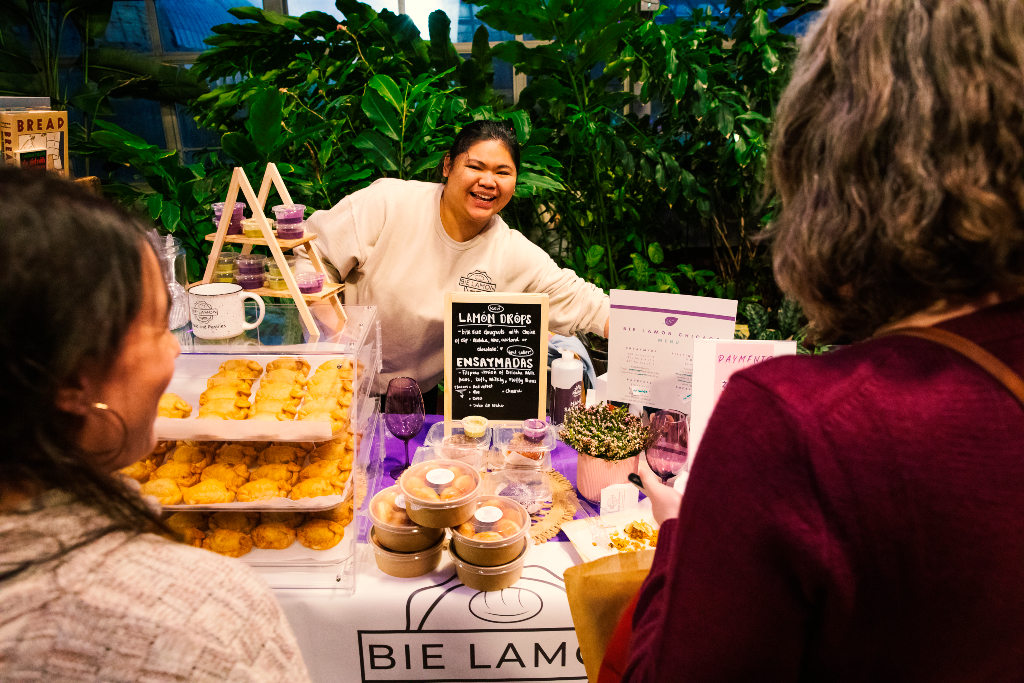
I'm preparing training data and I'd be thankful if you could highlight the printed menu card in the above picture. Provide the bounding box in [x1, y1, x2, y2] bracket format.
[688, 338, 797, 458]
[607, 290, 737, 411]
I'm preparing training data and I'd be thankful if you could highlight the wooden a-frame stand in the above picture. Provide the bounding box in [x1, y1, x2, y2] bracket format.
[200, 163, 345, 343]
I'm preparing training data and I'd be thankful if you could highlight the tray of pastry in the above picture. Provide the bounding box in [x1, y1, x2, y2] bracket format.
[154, 355, 357, 443]
[164, 501, 355, 566]
[123, 437, 356, 512]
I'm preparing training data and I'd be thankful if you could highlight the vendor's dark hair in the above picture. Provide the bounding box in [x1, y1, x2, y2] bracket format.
[768, 0, 1024, 341]
[443, 120, 521, 176]
[0, 167, 164, 581]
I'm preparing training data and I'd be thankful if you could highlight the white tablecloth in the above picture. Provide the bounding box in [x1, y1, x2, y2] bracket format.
[269, 542, 589, 683]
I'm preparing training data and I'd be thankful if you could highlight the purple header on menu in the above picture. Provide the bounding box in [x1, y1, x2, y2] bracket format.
[609, 304, 735, 321]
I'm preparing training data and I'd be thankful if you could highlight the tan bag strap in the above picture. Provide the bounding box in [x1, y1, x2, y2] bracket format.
[877, 326, 1024, 410]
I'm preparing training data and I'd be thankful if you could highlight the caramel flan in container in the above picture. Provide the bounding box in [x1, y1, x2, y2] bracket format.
[450, 495, 529, 567]
[398, 459, 481, 528]
[450, 539, 530, 591]
[369, 485, 444, 553]
[369, 528, 444, 578]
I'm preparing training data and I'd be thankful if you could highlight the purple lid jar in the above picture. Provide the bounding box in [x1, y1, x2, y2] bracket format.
[522, 418, 548, 441]
[296, 272, 324, 294]
[212, 201, 246, 235]
[235, 254, 266, 275]
[272, 204, 305, 225]
[236, 273, 264, 290]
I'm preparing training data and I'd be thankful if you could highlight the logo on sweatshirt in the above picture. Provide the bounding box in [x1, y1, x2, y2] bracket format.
[459, 270, 497, 292]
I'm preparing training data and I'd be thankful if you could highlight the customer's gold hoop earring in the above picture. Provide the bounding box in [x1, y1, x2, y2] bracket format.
[88, 402, 129, 462]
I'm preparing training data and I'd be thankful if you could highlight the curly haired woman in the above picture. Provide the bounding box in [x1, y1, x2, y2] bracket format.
[622, 0, 1024, 680]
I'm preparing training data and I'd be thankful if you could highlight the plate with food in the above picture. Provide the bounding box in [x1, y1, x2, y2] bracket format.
[561, 507, 660, 563]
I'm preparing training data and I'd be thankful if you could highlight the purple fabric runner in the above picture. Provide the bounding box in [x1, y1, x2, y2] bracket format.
[377, 415, 581, 542]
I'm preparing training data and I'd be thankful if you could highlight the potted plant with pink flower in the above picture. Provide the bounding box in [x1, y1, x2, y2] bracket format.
[559, 404, 650, 503]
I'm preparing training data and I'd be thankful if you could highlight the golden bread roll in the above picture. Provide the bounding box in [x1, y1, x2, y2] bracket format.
[260, 510, 306, 528]
[151, 461, 200, 488]
[250, 463, 301, 487]
[217, 359, 263, 377]
[257, 444, 304, 466]
[118, 458, 158, 483]
[266, 357, 311, 376]
[208, 511, 259, 534]
[140, 478, 183, 506]
[182, 479, 235, 505]
[251, 523, 297, 550]
[296, 519, 344, 550]
[157, 393, 192, 419]
[202, 529, 253, 557]
[289, 476, 346, 500]
[236, 478, 291, 502]
[200, 462, 250, 491]
[214, 443, 258, 468]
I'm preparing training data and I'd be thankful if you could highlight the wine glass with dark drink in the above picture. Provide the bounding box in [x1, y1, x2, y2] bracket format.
[646, 410, 689, 485]
[385, 377, 425, 480]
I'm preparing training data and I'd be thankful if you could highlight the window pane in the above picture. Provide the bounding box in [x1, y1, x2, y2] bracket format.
[288, 0, 398, 18]
[154, 0, 263, 53]
[95, 1, 154, 52]
[456, 3, 515, 43]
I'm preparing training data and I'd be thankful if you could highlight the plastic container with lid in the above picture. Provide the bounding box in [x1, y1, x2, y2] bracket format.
[265, 273, 288, 291]
[450, 538, 530, 591]
[296, 272, 324, 293]
[236, 273, 264, 290]
[483, 469, 553, 514]
[369, 485, 445, 552]
[451, 495, 529, 566]
[398, 459, 481, 528]
[214, 252, 238, 274]
[272, 204, 306, 240]
[370, 528, 445, 578]
[235, 254, 266, 275]
[493, 423, 557, 469]
[212, 201, 245, 235]
[240, 218, 264, 239]
[424, 420, 490, 469]
[267, 256, 297, 277]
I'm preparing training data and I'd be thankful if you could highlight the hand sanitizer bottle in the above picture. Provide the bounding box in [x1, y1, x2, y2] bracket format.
[551, 349, 584, 425]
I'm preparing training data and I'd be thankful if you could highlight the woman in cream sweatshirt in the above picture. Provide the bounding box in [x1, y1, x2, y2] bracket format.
[300, 121, 610, 395]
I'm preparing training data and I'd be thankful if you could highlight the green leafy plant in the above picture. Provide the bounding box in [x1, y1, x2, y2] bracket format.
[559, 404, 650, 461]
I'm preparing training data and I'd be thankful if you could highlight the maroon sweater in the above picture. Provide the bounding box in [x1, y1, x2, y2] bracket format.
[623, 300, 1024, 682]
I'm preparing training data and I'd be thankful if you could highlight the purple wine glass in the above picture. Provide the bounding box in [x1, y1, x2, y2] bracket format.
[646, 410, 689, 485]
[385, 377, 425, 480]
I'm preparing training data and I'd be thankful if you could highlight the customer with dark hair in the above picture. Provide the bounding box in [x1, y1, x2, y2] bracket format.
[621, 0, 1024, 680]
[299, 120, 609, 395]
[0, 167, 310, 682]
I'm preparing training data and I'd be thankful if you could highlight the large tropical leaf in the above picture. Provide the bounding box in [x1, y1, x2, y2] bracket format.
[361, 88, 402, 141]
[353, 130, 399, 172]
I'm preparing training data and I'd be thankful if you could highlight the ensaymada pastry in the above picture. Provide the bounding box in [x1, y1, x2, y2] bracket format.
[202, 528, 253, 557]
[157, 393, 192, 419]
[311, 499, 353, 525]
[167, 444, 212, 471]
[251, 523, 297, 550]
[289, 476, 346, 500]
[197, 397, 251, 420]
[118, 458, 158, 483]
[207, 374, 255, 390]
[262, 368, 308, 386]
[165, 511, 209, 533]
[266, 357, 311, 376]
[309, 438, 354, 465]
[260, 510, 306, 528]
[151, 462, 200, 488]
[306, 370, 349, 398]
[249, 398, 300, 421]
[182, 479, 236, 505]
[217, 359, 263, 378]
[296, 519, 345, 550]
[250, 462, 301, 487]
[200, 384, 251, 404]
[315, 358, 354, 378]
[140, 478, 183, 506]
[299, 459, 350, 483]
[200, 462, 250, 491]
[214, 443, 258, 468]
[165, 511, 208, 547]
[208, 511, 259, 534]
[152, 440, 175, 458]
[257, 444, 304, 466]
[254, 382, 307, 403]
[236, 478, 292, 502]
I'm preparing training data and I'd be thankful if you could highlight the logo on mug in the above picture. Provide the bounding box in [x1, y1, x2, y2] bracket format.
[664, 316, 678, 326]
[192, 300, 217, 324]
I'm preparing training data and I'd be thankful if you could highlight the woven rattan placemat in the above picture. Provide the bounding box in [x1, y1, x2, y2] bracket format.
[529, 470, 579, 544]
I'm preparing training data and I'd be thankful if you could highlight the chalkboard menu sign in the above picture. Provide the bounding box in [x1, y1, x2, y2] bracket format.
[444, 292, 549, 423]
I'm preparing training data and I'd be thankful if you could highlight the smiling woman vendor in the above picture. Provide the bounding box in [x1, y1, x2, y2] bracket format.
[299, 121, 610, 397]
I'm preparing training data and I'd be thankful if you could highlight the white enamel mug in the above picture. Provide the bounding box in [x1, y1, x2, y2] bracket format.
[188, 282, 265, 340]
